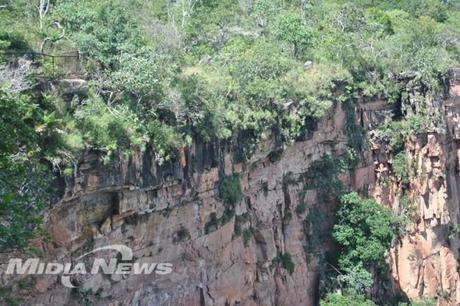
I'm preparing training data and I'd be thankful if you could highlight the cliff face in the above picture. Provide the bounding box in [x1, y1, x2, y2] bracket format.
[4, 72, 460, 306]
[385, 74, 460, 304]
[29, 104, 349, 306]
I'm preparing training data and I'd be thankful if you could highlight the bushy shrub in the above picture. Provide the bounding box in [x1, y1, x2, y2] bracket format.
[338, 263, 373, 295]
[332, 192, 400, 295]
[321, 293, 377, 306]
[295, 202, 307, 215]
[234, 214, 249, 237]
[205, 212, 218, 234]
[276, 252, 295, 274]
[334, 192, 399, 269]
[305, 155, 346, 200]
[218, 174, 243, 206]
[71, 94, 146, 159]
[175, 225, 191, 242]
[0, 31, 29, 52]
[0, 91, 51, 250]
[392, 152, 409, 184]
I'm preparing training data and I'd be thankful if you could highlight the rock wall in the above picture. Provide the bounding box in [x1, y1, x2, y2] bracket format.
[6, 100, 349, 306]
[384, 72, 460, 305]
[3, 72, 460, 306]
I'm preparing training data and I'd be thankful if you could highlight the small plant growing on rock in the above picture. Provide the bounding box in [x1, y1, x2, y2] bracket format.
[321, 293, 376, 306]
[261, 180, 269, 196]
[304, 155, 345, 201]
[275, 252, 295, 274]
[220, 209, 235, 226]
[234, 220, 242, 237]
[295, 202, 307, 215]
[16, 277, 34, 290]
[63, 167, 73, 177]
[218, 174, 243, 206]
[399, 297, 437, 306]
[392, 152, 409, 184]
[243, 228, 252, 247]
[71, 287, 92, 306]
[175, 225, 191, 242]
[398, 195, 418, 231]
[234, 214, 249, 237]
[205, 212, 218, 234]
[449, 223, 460, 240]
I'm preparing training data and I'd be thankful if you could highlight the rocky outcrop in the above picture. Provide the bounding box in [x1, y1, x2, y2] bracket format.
[2, 72, 460, 306]
[384, 72, 460, 305]
[2, 101, 349, 306]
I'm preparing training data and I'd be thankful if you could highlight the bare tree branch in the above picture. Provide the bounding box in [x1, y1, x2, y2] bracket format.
[37, 0, 50, 30]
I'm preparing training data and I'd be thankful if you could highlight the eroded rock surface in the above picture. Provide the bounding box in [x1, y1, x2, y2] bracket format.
[2, 73, 460, 306]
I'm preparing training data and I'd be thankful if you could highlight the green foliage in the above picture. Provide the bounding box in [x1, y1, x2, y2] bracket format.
[275, 252, 295, 274]
[295, 203, 307, 215]
[305, 155, 346, 200]
[273, 10, 313, 58]
[333, 192, 399, 272]
[325, 192, 402, 301]
[398, 195, 418, 229]
[0, 163, 48, 249]
[398, 297, 437, 306]
[220, 208, 235, 226]
[66, 94, 146, 160]
[234, 220, 242, 237]
[205, 212, 218, 234]
[342, 97, 366, 152]
[218, 174, 243, 206]
[52, 0, 144, 69]
[0, 31, 29, 52]
[175, 225, 191, 242]
[110, 50, 165, 101]
[338, 263, 373, 295]
[1, 0, 456, 167]
[145, 120, 187, 162]
[0, 91, 51, 250]
[449, 223, 460, 239]
[321, 293, 377, 306]
[71, 287, 92, 306]
[413, 298, 438, 306]
[16, 277, 34, 290]
[209, 36, 344, 143]
[378, 114, 430, 153]
[234, 214, 249, 237]
[26, 245, 44, 258]
[63, 167, 73, 177]
[392, 152, 409, 184]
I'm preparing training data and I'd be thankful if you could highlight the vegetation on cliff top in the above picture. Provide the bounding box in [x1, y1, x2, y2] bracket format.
[2, 0, 459, 165]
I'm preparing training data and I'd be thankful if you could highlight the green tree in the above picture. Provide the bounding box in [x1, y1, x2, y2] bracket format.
[70, 94, 147, 158]
[52, 0, 144, 69]
[333, 192, 398, 270]
[273, 11, 313, 58]
[218, 174, 243, 206]
[331, 192, 400, 296]
[0, 91, 51, 250]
